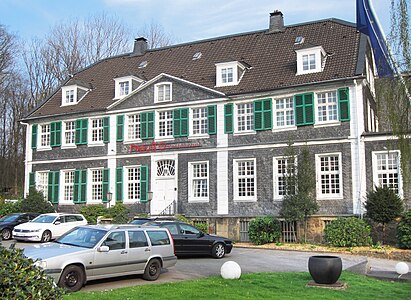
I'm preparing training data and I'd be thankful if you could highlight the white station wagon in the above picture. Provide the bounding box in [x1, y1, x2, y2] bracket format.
[13, 213, 87, 242]
[24, 225, 177, 291]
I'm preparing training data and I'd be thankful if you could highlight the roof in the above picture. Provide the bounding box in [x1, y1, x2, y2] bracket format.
[26, 18, 362, 120]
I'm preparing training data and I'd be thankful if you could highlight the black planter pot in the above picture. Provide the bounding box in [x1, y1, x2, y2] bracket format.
[308, 255, 342, 284]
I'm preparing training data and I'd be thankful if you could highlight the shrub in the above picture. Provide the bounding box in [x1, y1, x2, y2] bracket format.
[397, 209, 411, 249]
[0, 244, 64, 299]
[324, 217, 372, 247]
[0, 200, 21, 217]
[365, 186, 403, 224]
[80, 204, 109, 224]
[20, 188, 55, 214]
[108, 203, 131, 224]
[248, 216, 281, 245]
[194, 222, 209, 233]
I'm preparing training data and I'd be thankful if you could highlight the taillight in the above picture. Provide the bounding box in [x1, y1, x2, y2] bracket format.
[165, 228, 175, 255]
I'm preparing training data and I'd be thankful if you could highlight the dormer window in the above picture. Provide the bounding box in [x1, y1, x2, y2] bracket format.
[61, 85, 88, 106]
[295, 46, 326, 75]
[114, 75, 144, 99]
[155, 82, 172, 103]
[119, 81, 130, 97]
[215, 61, 246, 87]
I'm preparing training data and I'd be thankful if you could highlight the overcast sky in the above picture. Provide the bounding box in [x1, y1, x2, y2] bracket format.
[0, 0, 394, 46]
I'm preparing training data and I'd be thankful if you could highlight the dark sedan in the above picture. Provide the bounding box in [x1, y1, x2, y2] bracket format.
[0, 213, 39, 240]
[148, 220, 233, 258]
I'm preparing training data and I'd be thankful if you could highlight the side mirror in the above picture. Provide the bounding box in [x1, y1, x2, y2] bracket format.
[197, 232, 205, 238]
[98, 245, 110, 252]
[54, 221, 61, 225]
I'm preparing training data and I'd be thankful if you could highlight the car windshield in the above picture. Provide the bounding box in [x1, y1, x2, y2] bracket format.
[56, 227, 107, 248]
[0, 214, 19, 222]
[130, 219, 149, 225]
[31, 215, 56, 223]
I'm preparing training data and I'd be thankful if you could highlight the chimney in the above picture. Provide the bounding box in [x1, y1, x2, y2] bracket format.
[269, 10, 285, 33]
[132, 37, 148, 56]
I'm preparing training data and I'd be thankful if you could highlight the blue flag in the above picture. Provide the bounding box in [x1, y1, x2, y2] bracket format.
[356, 0, 394, 77]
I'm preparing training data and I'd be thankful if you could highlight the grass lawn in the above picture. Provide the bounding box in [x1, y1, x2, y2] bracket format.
[64, 271, 410, 300]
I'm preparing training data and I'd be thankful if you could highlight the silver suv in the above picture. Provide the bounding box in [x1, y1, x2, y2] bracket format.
[23, 225, 177, 291]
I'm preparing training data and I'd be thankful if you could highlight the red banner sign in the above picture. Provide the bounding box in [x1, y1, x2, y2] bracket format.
[130, 141, 201, 153]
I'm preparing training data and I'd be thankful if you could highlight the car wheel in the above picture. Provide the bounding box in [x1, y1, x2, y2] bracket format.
[41, 230, 52, 242]
[212, 243, 225, 258]
[58, 265, 85, 292]
[143, 259, 161, 281]
[2, 228, 12, 240]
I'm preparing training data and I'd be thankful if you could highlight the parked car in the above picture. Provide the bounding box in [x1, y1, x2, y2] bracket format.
[129, 217, 152, 225]
[13, 213, 87, 242]
[0, 213, 39, 240]
[147, 220, 233, 258]
[23, 224, 177, 291]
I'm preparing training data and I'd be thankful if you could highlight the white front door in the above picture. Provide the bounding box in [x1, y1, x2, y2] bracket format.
[151, 159, 177, 215]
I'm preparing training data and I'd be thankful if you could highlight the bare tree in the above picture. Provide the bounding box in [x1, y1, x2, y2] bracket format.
[138, 20, 173, 49]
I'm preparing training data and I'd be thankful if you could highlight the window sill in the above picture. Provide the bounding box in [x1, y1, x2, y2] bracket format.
[233, 131, 256, 136]
[317, 195, 343, 200]
[124, 139, 143, 144]
[188, 134, 209, 140]
[188, 198, 209, 203]
[88, 142, 105, 147]
[234, 198, 257, 202]
[272, 126, 297, 132]
[155, 137, 175, 142]
[314, 121, 341, 128]
[61, 145, 77, 149]
[36, 147, 52, 152]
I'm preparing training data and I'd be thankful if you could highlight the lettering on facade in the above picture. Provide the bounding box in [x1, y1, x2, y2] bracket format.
[130, 141, 201, 153]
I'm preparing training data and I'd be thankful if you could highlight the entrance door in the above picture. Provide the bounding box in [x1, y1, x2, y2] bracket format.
[151, 159, 177, 215]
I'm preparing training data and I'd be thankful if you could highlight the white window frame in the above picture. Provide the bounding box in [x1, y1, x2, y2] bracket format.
[114, 76, 143, 99]
[234, 158, 257, 201]
[125, 113, 141, 142]
[156, 110, 174, 140]
[89, 168, 103, 202]
[235, 102, 254, 133]
[316, 90, 339, 124]
[296, 46, 326, 75]
[215, 61, 244, 87]
[124, 165, 141, 202]
[316, 153, 343, 200]
[273, 157, 295, 201]
[188, 161, 209, 202]
[89, 117, 104, 145]
[62, 120, 76, 148]
[154, 82, 172, 103]
[61, 170, 75, 203]
[372, 151, 403, 197]
[36, 171, 49, 200]
[61, 85, 88, 106]
[190, 107, 208, 137]
[38, 124, 51, 150]
[273, 97, 295, 129]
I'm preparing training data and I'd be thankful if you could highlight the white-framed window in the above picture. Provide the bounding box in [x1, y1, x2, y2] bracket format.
[372, 151, 402, 196]
[215, 61, 245, 87]
[90, 118, 104, 144]
[191, 107, 208, 136]
[36, 171, 49, 200]
[62, 170, 75, 202]
[234, 158, 257, 201]
[91, 169, 103, 201]
[236, 103, 254, 132]
[126, 114, 141, 141]
[119, 81, 129, 97]
[61, 85, 88, 106]
[317, 91, 338, 123]
[274, 97, 294, 128]
[155, 82, 172, 103]
[316, 153, 342, 199]
[296, 46, 326, 75]
[39, 124, 51, 149]
[273, 157, 295, 200]
[188, 161, 209, 202]
[125, 166, 141, 201]
[157, 110, 173, 138]
[62, 121, 76, 147]
[65, 89, 75, 104]
[114, 76, 143, 99]
[222, 67, 234, 84]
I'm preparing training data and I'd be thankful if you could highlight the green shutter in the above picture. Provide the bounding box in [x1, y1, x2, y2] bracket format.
[141, 112, 154, 140]
[254, 99, 272, 131]
[29, 172, 36, 189]
[224, 103, 233, 133]
[50, 122, 61, 147]
[117, 115, 124, 142]
[207, 105, 216, 135]
[140, 165, 149, 203]
[75, 119, 88, 145]
[173, 108, 189, 137]
[31, 124, 38, 149]
[116, 167, 123, 202]
[80, 170, 87, 203]
[74, 170, 87, 203]
[102, 168, 109, 203]
[103, 117, 110, 143]
[48, 171, 59, 204]
[338, 87, 350, 121]
[294, 93, 314, 126]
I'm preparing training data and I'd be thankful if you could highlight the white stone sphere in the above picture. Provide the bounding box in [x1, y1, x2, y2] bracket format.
[395, 262, 409, 275]
[221, 261, 241, 279]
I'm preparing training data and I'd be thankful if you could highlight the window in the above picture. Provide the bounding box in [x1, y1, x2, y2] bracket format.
[127, 114, 141, 141]
[273, 157, 295, 200]
[126, 167, 141, 201]
[157, 111, 173, 138]
[236, 103, 254, 132]
[215, 61, 245, 87]
[39, 124, 50, 148]
[103, 232, 125, 250]
[65, 89, 74, 104]
[63, 121, 76, 146]
[128, 231, 148, 248]
[317, 91, 338, 123]
[91, 169, 103, 201]
[316, 153, 342, 199]
[61, 85, 88, 106]
[119, 81, 129, 97]
[114, 76, 143, 99]
[189, 162, 209, 201]
[192, 107, 208, 136]
[222, 67, 233, 84]
[303, 54, 316, 71]
[146, 230, 170, 246]
[274, 97, 294, 127]
[234, 159, 256, 201]
[63, 170, 75, 202]
[373, 151, 401, 195]
[295, 46, 326, 75]
[91, 118, 104, 143]
[155, 83, 172, 102]
[37, 171, 49, 200]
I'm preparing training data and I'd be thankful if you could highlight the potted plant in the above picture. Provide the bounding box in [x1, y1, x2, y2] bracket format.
[308, 255, 342, 284]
